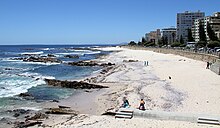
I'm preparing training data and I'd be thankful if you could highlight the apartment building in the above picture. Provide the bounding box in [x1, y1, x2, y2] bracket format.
[161, 27, 177, 44]
[177, 11, 205, 43]
[145, 29, 161, 44]
[192, 12, 220, 42]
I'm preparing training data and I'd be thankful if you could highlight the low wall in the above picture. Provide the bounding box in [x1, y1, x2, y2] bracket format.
[122, 46, 220, 75]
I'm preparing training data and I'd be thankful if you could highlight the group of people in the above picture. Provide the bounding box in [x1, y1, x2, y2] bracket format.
[121, 98, 146, 110]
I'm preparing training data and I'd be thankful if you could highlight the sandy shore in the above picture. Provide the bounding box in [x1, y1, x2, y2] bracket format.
[32, 47, 220, 127]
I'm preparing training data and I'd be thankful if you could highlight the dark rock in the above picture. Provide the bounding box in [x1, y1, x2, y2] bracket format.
[64, 55, 79, 59]
[58, 105, 71, 109]
[13, 113, 20, 117]
[14, 121, 42, 128]
[9, 109, 30, 117]
[26, 113, 48, 121]
[100, 62, 115, 67]
[51, 99, 59, 103]
[47, 54, 56, 57]
[123, 60, 138, 62]
[23, 56, 62, 63]
[67, 61, 99, 66]
[4, 68, 13, 70]
[44, 79, 108, 89]
[18, 92, 34, 100]
[67, 61, 115, 67]
[18, 92, 32, 97]
[45, 108, 78, 115]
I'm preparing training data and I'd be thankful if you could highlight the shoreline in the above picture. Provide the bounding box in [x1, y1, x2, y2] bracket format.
[1, 46, 220, 127]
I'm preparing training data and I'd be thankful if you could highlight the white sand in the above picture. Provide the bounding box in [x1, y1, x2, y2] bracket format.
[43, 47, 220, 128]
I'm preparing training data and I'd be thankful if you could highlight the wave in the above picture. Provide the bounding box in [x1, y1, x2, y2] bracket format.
[14, 61, 60, 66]
[0, 72, 54, 98]
[20, 51, 44, 55]
[41, 48, 50, 51]
[0, 79, 44, 98]
[83, 51, 101, 55]
[19, 72, 55, 80]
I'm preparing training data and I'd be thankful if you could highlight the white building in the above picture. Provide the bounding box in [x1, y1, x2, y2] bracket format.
[177, 11, 205, 43]
[192, 12, 220, 42]
[161, 27, 177, 44]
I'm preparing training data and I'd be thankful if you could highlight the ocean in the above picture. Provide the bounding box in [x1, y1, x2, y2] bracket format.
[0, 44, 114, 111]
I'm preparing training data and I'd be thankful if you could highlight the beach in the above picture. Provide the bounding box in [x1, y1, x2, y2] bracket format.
[36, 46, 220, 128]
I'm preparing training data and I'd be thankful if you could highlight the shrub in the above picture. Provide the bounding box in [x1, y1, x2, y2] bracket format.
[207, 41, 220, 49]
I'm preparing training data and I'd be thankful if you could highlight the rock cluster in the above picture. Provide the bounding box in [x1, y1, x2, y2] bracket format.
[67, 61, 115, 67]
[64, 55, 79, 58]
[24, 56, 62, 63]
[44, 79, 108, 89]
[12, 56, 62, 63]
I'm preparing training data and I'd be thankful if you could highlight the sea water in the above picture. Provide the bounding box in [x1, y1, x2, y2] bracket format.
[0, 45, 113, 111]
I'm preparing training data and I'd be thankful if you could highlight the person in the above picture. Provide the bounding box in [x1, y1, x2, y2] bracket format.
[121, 97, 130, 108]
[139, 99, 145, 110]
[206, 62, 210, 69]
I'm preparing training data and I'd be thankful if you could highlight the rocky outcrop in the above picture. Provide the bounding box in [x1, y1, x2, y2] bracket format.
[64, 55, 79, 59]
[26, 113, 48, 120]
[6, 109, 31, 117]
[123, 60, 138, 62]
[45, 108, 78, 115]
[14, 121, 42, 128]
[18, 92, 35, 100]
[24, 56, 62, 63]
[67, 61, 115, 67]
[44, 79, 108, 89]
[12, 56, 62, 63]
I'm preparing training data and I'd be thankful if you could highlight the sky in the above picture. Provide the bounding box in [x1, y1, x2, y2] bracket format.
[0, 0, 219, 45]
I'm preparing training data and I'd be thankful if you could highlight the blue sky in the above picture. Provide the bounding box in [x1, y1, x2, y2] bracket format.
[0, 0, 219, 45]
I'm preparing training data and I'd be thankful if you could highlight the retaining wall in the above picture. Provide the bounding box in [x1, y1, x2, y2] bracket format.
[122, 46, 220, 75]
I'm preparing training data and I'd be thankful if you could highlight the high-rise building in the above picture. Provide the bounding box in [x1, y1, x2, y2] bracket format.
[192, 12, 220, 42]
[161, 27, 177, 44]
[145, 29, 161, 44]
[177, 11, 205, 43]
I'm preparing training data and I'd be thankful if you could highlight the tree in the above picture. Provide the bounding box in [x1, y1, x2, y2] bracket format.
[187, 28, 194, 42]
[207, 22, 218, 41]
[157, 39, 163, 47]
[199, 23, 207, 42]
[171, 42, 181, 47]
[180, 35, 184, 44]
[128, 41, 137, 46]
[137, 41, 143, 46]
[161, 36, 168, 46]
[141, 37, 147, 43]
[172, 32, 176, 43]
[164, 36, 168, 46]
[207, 41, 220, 49]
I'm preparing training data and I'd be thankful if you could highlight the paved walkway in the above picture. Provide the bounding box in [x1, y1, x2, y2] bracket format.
[119, 108, 220, 125]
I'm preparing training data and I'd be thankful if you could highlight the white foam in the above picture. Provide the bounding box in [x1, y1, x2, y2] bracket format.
[0, 79, 45, 98]
[41, 48, 50, 51]
[20, 51, 44, 55]
[56, 52, 83, 55]
[16, 61, 60, 65]
[20, 107, 42, 111]
[0, 72, 55, 98]
[84, 51, 101, 55]
[19, 72, 55, 80]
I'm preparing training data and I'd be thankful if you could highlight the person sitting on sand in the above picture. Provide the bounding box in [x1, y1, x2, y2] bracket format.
[121, 98, 130, 108]
[139, 99, 145, 110]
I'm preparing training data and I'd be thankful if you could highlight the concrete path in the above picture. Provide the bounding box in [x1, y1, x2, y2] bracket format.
[118, 108, 220, 125]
